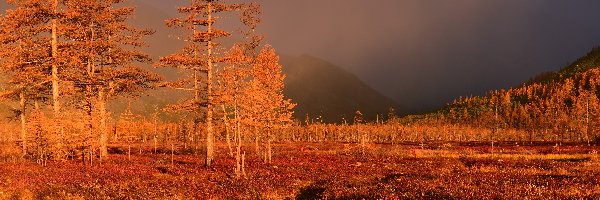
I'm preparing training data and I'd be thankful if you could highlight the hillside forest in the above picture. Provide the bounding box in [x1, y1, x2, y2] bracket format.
[0, 0, 599, 199]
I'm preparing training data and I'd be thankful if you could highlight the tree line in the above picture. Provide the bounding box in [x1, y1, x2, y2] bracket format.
[0, 0, 294, 172]
[441, 47, 600, 145]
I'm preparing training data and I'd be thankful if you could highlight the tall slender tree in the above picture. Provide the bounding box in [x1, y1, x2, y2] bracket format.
[51, 0, 61, 122]
[247, 45, 295, 163]
[60, 0, 160, 158]
[0, 0, 56, 156]
[160, 0, 245, 167]
[215, 45, 251, 175]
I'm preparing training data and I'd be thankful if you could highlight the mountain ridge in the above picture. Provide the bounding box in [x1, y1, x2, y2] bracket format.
[100, 54, 403, 123]
[525, 46, 600, 85]
[281, 54, 402, 123]
[434, 46, 600, 133]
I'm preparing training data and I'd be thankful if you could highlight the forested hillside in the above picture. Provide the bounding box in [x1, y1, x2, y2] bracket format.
[440, 47, 600, 143]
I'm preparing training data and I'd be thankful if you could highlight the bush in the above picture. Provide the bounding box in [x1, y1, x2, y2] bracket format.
[0, 142, 22, 162]
[594, 135, 600, 145]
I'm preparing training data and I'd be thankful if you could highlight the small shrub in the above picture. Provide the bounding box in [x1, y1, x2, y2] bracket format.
[459, 157, 478, 168]
[441, 143, 453, 150]
[0, 142, 21, 162]
[557, 157, 591, 162]
[594, 135, 600, 145]
[107, 147, 127, 155]
[13, 189, 34, 200]
[296, 184, 326, 200]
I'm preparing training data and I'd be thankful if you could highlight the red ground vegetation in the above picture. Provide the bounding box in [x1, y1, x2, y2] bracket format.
[0, 142, 599, 199]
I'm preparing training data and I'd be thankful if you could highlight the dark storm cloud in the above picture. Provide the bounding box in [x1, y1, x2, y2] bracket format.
[251, 0, 600, 113]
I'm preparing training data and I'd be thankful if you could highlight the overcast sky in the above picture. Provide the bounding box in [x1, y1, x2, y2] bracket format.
[246, 0, 600, 113]
[4, 0, 600, 113]
[257, 0, 600, 113]
[163, 0, 599, 113]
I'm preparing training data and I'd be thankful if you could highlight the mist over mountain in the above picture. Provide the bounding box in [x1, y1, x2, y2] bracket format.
[281, 55, 402, 123]
[106, 54, 402, 123]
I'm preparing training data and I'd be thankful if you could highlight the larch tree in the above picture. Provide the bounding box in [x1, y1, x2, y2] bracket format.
[215, 45, 253, 176]
[160, 0, 246, 167]
[0, 0, 56, 157]
[247, 45, 295, 163]
[60, 0, 160, 159]
[353, 110, 365, 154]
[215, 46, 247, 155]
[212, 3, 263, 176]
[50, 0, 61, 135]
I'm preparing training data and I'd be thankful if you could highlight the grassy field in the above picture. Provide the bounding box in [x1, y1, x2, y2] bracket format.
[0, 142, 599, 199]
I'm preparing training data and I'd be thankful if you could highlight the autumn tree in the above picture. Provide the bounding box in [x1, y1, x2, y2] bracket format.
[160, 0, 251, 167]
[213, 3, 263, 175]
[0, 0, 57, 157]
[214, 45, 250, 176]
[246, 45, 295, 163]
[59, 0, 160, 159]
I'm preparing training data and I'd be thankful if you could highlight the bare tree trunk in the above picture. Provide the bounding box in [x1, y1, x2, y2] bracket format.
[254, 126, 259, 157]
[234, 129, 241, 177]
[586, 96, 591, 146]
[153, 109, 158, 154]
[84, 88, 93, 164]
[99, 88, 108, 158]
[361, 132, 366, 155]
[267, 129, 272, 164]
[113, 122, 118, 142]
[153, 136, 157, 154]
[84, 21, 95, 165]
[234, 104, 243, 177]
[193, 64, 200, 153]
[241, 152, 246, 177]
[222, 105, 233, 157]
[90, 147, 93, 166]
[51, 0, 62, 158]
[20, 90, 27, 157]
[205, 2, 215, 167]
[51, 1, 59, 113]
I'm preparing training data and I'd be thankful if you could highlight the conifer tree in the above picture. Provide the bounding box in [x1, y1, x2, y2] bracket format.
[60, 0, 160, 158]
[247, 45, 295, 163]
[215, 45, 249, 159]
[0, 0, 56, 157]
[160, 0, 245, 167]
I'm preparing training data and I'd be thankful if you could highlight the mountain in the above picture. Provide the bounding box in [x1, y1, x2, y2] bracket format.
[281, 55, 402, 123]
[108, 54, 403, 123]
[436, 47, 600, 134]
[446, 46, 600, 109]
[526, 47, 600, 85]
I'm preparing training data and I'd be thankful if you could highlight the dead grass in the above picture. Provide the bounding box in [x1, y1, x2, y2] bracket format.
[0, 142, 598, 199]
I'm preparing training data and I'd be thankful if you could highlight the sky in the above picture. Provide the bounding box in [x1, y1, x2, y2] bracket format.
[254, 0, 600, 113]
[5, 0, 600, 114]
[147, 0, 600, 114]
